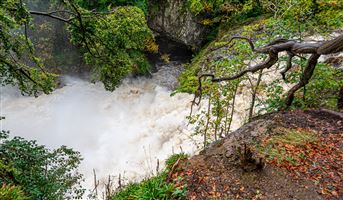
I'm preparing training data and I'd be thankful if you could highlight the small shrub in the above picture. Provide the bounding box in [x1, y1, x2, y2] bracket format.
[0, 184, 28, 200]
[0, 131, 84, 199]
[165, 153, 189, 170]
[112, 172, 176, 200]
[111, 153, 189, 200]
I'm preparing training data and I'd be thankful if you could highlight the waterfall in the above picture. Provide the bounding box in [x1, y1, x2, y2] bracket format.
[0, 66, 200, 191]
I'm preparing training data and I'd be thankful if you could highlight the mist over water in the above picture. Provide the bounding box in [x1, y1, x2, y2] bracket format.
[0, 73, 199, 190]
[0, 60, 256, 197]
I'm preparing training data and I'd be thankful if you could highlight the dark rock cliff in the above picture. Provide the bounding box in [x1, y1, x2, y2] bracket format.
[148, 0, 208, 49]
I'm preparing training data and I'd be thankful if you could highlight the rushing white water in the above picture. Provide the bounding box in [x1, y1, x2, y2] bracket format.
[0, 61, 286, 198]
[0, 73, 200, 192]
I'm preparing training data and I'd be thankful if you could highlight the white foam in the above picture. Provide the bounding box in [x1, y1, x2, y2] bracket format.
[0, 76, 199, 193]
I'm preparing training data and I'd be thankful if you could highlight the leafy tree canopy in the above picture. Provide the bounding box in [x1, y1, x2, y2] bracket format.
[0, 0, 156, 95]
[76, 0, 148, 14]
[176, 0, 342, 147]
[0, 130, 84, 199]
[187, 0, 342, 29]
[0, 0, 58, 96]
[69, 6, 155, 91]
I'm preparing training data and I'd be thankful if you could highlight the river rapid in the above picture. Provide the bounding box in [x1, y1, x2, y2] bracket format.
[0, 64, 200, 192]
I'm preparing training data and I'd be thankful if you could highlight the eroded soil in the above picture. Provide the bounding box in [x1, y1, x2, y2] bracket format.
[169, 110, 343, 200]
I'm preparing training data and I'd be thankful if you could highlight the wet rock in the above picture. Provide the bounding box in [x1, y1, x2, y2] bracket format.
[148, 0, 208, 49]
[151, 61, 184, 90]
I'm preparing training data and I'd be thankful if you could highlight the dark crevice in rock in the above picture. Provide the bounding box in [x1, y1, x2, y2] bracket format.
[147, 35, 193, 68]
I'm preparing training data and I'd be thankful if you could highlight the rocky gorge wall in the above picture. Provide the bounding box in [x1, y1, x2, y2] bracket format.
[148, 0, 208, 49]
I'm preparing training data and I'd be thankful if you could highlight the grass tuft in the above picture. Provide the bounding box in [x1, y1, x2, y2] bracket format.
[111, 153, 189, 200]
[256, 129, 318, 165]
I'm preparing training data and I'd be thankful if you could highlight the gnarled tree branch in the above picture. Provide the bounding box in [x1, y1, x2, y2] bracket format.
[195, 34, 343, 109]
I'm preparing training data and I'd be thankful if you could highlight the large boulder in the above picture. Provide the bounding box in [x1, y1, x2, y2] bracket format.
[148, 0, 208, 49]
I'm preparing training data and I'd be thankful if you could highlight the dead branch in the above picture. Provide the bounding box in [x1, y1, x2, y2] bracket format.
[28, 10, 73, 24]
[167, 158, 181, 182]
[317, 34, 343, 54]
[280, 51, 295, 80]
[118, 173, 122, 190]
[92, 169, 99, 197]
[156, 159, 160, 174]
[248, 70, 263, 121]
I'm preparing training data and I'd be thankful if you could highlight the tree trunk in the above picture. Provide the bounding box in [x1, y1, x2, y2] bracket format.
[338, 85, 343, 110]
[248, 70, 263, 121]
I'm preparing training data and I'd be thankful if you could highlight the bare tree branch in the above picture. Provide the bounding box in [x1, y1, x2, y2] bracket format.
[28, 10, 73, 24]
[317, 34, 343, 54]
[194, 34, 343, 109]
[280, 51, 295, 80]
[284, 53, 320, 107]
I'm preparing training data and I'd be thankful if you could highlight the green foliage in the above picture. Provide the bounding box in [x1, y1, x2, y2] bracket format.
[178, 0, 342, 148]
[117, 173, 175, 200]
[293, 63, 343, 109]
[187, 0, 263, 27]
[187, 0, 342, 37]
[0, 0, 58, 96]
[69, 6, 155, 91]
[0, 130, 84, 200]
[111, 154, 188, 200]
[0, 184, 28, 200]
[172, 64, 199, 95]
[315, 1, 343, 29]
[178, 19, 274, 146]
[255, 129, 318, 164]
[112, 182, 140, 200]
[76, 0, 148, 14]
[1, 1, 155, 94]
[187, 0, 258, 16]
[165, 153, 189, 170]
[260, 0, 343, 34]
[0, 159, 19, 187]
[258, 81, 285, 113]
[259, 62, 343, 112]
[177, 18, 272, 94]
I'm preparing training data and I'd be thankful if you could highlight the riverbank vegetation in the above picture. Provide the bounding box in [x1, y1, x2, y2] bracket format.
[0, 128, 84, 199]
[1, 0, 156, 94]
[176, 0, 343, 147]
[112, 153, 188, 200]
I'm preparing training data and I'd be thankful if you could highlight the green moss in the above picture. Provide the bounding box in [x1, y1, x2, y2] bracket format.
[0, 184, 28, 200]
[264, 130, 317, 147]
[255, 129, 318, 164]
[175, 17, 267, 95]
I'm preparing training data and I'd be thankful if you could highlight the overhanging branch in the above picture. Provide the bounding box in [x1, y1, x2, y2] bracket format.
[194, 34, 343, 109]
[28, 10, 73, 24]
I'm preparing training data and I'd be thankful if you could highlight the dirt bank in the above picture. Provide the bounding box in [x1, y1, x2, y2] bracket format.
[170, 110, 343, 199]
